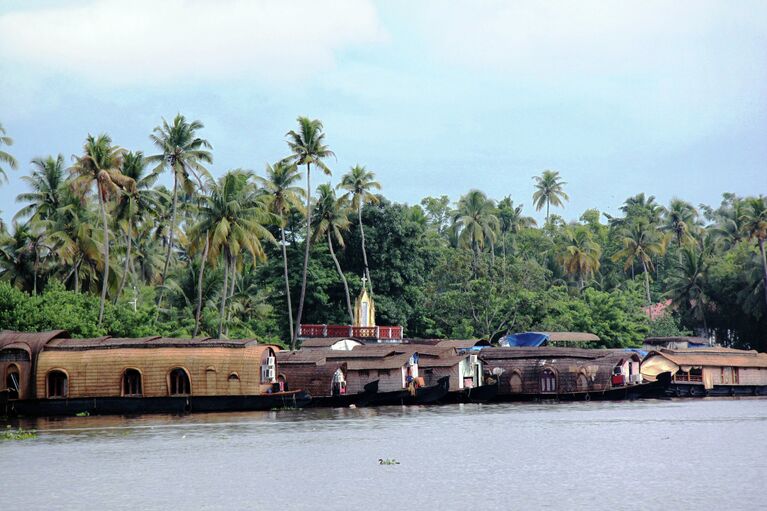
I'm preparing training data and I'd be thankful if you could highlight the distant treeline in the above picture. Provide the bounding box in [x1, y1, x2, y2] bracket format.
[0, 118, 765, 351]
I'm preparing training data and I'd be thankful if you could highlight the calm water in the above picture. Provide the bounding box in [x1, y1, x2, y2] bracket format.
[2, 398, 766, 510]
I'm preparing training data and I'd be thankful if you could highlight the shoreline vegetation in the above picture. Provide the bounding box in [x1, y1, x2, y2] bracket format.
[0, 117, 764, 351]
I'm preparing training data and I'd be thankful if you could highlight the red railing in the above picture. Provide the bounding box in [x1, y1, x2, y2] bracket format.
[299, 324, 403, 340]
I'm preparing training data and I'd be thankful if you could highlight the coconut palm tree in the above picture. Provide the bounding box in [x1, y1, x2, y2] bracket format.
[497, 196, 536, 258]
[663, 198, 699, 254]
[559, 226, 602, 290]
[113, 151, 164, 300]
[0, 222, 44, 292]
[257, 161, 304, 341]
[44, 189, 103, 293]
[147, 114, 212, 306]
[284, 117, 334, 347]
[70, 134, 134, 324]
[14, 155, 66, 222]
[452, 190, 500, 275]
[612, 219, 666, 304]
[709, 197, 746, 251]
[189, 170, 275, 338]
[0, 123, 18, 183]
[313, 183, 353, 323]
[741, 196, 767, 309]
[532, 170, 569, 223]
[338, 164, 381, 292]
[666, 244, 709, 330]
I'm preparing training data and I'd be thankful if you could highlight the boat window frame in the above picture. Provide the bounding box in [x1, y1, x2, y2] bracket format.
[508, 370, 523, 393]
[5, 363, 21, 399]
[539, 368, 557, 394]
[167, 367, 192, 396]
[121, 368, 144, 397]
[46, 368, 69, 399]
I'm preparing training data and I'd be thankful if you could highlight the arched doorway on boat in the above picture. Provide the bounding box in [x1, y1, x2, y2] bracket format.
[539, 368, 557, 394]
[576, 371, 589, 392]
[331, 368, 347, 396]
[5, 363, 20, 399]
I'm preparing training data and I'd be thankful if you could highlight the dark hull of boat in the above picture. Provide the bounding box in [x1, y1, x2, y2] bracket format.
[662, 383, 767, 398]
[368, 377, 450, 406]
[3, 390, 311, 417]
[448, 383, 500, 404]
[308, 380, 380, 408]
[493, 381, 662, 402]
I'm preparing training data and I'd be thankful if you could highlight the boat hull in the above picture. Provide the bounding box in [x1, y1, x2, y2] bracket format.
[492, 381, 662, 402]
[308, 380, 380, 408]
[447, 383, 500, 404]
[367, 377, 450, 406]
[3, 390, 311, 417]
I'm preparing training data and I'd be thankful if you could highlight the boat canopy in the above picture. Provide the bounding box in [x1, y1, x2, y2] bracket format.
[499, 332, 549, 347]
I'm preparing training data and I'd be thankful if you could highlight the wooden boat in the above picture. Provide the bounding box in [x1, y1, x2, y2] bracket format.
[641, 348, 767, 398]
[5, 390, 311, 417]
[367, 376, 450, 406]
[308, 380, 380, 408]
[449, 382, 499, 404]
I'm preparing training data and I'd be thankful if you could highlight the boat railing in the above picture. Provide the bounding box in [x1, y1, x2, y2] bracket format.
[673, 372, 703, 383]
[299, 324, 403, 340]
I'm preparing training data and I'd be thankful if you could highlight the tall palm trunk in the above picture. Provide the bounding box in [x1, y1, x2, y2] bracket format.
[33, 247, 39, 295]
[641, 259, 651, 305]
[193, 232, 209, 337]
[116, 228, 132, 302]
[293, 162, 312, 349]
[358, 203, 372, 293]
[279, 218, 295, 342]
[97, 189, 109, 325]
[218, 252, 229, 339]
[226, 260, 237, 337]
[328, 232, 354, 324]
[759, 238, 767, 310]
[157, 173, 178, 306]
[546, 199, 550, 224]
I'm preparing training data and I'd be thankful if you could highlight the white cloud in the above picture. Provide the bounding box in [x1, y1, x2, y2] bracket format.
[0, 0, 386, 85]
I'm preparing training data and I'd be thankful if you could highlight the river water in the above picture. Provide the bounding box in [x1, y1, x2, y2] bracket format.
[2, 398, 766, 510]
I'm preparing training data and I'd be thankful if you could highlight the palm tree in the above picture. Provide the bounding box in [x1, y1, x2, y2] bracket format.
[452, 190, 499, 274]
[15, 155, 66, 222]
[663, 198, 699, 255]
[666, 245, 709, 330]
[257, 161, 305, 341]
[338, 164, 381, 292]
[532, 170, 569, 223]
[0, 222, 44, 292]
[606, 193, 664, 228]
[70, 134, 134, 324]
[741, 196, 767, 309]
[313, 183, 353, 323]
[44, 189, 102, 293]
[0, 123, 18, 182]
[113, 151, 163, 300]
[284, 116, 334, 347]
[189, 170, 275, 338]
[709, 197, 746, 251]
[612, 219, 666, 304]
[497, 196, 536, 258]
[148, 114, 212, 306]
[559, 226, 602, 289]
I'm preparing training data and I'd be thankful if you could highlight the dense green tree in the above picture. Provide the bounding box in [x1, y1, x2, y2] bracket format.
[741, 196, 767, 309]
[612, 219, 666, 304]
[559, 226, 602, 289]
[14, 155, 66, 222]
[452, 189, 499, 274]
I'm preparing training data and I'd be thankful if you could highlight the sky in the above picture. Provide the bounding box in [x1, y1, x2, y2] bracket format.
[1, 0, 765, 225]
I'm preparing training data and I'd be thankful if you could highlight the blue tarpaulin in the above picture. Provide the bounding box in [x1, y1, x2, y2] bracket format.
[499, 332, 550, 347]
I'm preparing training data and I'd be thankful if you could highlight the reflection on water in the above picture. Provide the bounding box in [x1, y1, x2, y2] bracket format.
[3, 398, 767, 510]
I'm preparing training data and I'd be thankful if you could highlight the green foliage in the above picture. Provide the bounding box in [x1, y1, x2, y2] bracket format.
[647, 313, 692, 338]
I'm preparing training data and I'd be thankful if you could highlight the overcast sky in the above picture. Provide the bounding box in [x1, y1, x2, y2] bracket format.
[1, 0, 765, 225]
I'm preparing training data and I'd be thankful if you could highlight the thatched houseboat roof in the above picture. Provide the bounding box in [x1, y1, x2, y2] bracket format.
[43, 336, 263, 350]
[645, 348, 767, 368]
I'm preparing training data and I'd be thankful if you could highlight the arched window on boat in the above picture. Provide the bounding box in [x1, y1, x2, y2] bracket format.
[168, 368, 191, 396]
[576, 372, 589, 391]
[331, 368, 347, 396]
[122, 368, 143, 397]
[539, 368, 557, 393]
[5, 363, 21, 399]
[509, 371, 523, 393]
[47, 369, 68, 399]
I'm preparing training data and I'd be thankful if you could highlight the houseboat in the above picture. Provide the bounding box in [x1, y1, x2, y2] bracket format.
[640, 347, 767, 397]
[408, 343, 497, 403]
[0, 330, 309, 417]
[278, 344, 450, 407]
[479, 347, 648, 401]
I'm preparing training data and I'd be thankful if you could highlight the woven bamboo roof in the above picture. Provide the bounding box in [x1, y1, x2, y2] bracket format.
[0, 330, 68, 352]
[543, 332, 601, 342]
[346, 353, 413, 370]
[648, 348, 767, 368]
[480, 347, 630, 361]
[44, 336, 263, 350]
[418, 355, 467, 368]
[644, 336, 710, 345]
